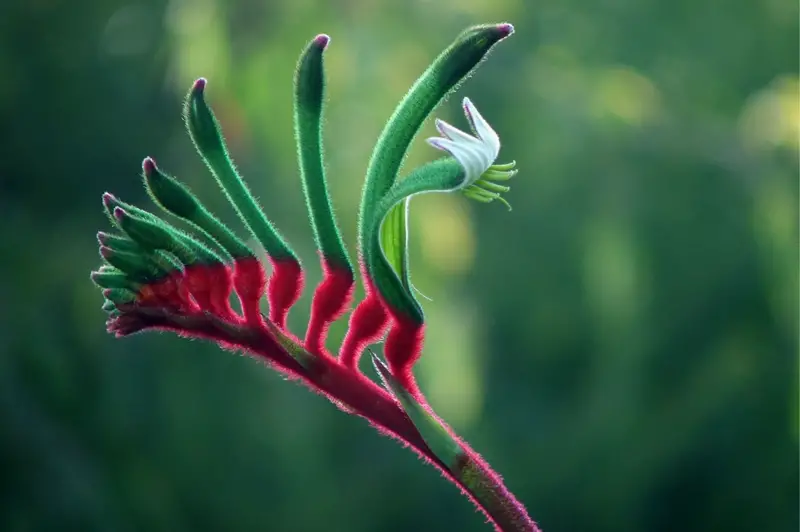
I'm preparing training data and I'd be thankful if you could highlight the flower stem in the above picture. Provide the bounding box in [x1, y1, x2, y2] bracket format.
[134, 308, 540, 531]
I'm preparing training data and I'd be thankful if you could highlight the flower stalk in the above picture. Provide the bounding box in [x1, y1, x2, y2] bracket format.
[90, 23, 540, 532]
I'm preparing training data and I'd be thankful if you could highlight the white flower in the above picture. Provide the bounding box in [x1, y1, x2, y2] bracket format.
[426, 97, 517, 209]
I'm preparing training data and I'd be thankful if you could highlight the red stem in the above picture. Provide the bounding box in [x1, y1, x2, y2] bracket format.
[130, 309, 539, 531]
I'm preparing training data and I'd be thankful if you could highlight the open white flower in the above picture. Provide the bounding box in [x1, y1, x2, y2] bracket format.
[427, 97, 517, 209]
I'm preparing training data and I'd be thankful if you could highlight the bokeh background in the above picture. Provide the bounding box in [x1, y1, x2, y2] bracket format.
[1, 0, 798, 531]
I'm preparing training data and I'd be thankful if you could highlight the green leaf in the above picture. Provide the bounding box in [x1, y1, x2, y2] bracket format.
[365, 158, 464, 323]
[378, 200, 410, 292]
[371, 351, 460, 468]
[262, 319, 317, 370]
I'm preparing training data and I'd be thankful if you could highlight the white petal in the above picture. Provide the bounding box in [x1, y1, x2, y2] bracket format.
[427, 135, 491, 186]
[435, 118, 477, 145]
[427, 98, 501, 188]
[462, 97, 500, 160]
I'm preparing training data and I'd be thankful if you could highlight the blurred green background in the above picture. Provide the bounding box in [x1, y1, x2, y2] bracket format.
[1, 0, 797, 531]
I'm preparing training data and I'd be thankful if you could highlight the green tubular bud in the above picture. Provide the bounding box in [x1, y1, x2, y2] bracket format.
[90, 269, 139, 290]
[151, 249, 184, 272]
[101, 299, 118, 313]
[102, 288, 137, 305]
[102, 192, 224, 266]
[141, 158, 199, 220]
[184, 78, 299, 263]
[294, 34, 353, 272]
[99, 246, 167, 283]
[97, 232, 141, 254]
[102, 193, 204, 256]
[358, 23, 514, 255]
[102, 193, 161, 228]
[142, 157, 251, 261]
[114, 206, 198, 266]
[175, 233, 225, 265]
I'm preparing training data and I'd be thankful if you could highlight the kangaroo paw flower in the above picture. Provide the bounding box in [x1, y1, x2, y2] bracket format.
[89, 23, 539, 532]
[427, 97, 517, 209]
[294, 34, 355, 351]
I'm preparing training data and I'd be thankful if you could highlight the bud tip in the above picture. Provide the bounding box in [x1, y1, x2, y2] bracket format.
[142, 157, 156, 174]
[102, 192, 117, 209]
[97, 231, 107, 245]
[496, 22, 514, 37]
[113, 207, 126, 222]
[313, 34, 330, 50]
[102, 288, 124, 301]
[100, 246, 113, 260]
[192, 77, 207, 94]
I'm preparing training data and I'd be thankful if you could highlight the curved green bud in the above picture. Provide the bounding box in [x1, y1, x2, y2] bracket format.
[99, 246, 166, 283]
[90, 269, 139, 291]
[97, 232, 141, 254]
[142, 157, 252, 261]
[358, 23, 514, 256]
[184, 78, 299, 263]
[113, 207, 199, 266]
[150, 250, 184, 273]
[102, 192, 167, 230]
[294, 34, 353, 272]
[102, 192, 225, 266]
[175, 234, 226, 265]
[102, 288, 137, 305]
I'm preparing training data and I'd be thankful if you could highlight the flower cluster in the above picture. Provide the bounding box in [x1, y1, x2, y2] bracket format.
[89, 23, 539, 532]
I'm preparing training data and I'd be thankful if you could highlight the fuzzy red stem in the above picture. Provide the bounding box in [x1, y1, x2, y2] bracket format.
[233, 257, 267, 327]
[208, 263, 240, 322]
[120, 308, 539, 531]
[240, 325, 538, 531]
[184, 265, 215, 313]
[339, 291, 388, 368]
[304, 259, 355, 355]
[267, 258, 304, 329]
[383, 311, 425, 399]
